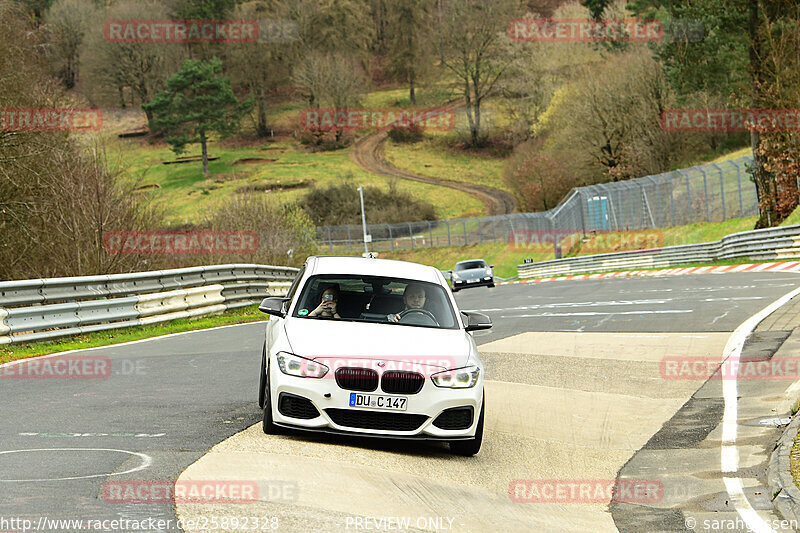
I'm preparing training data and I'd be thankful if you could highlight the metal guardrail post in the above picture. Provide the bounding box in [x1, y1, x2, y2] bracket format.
[387, 224, 394, 250]
[446, 219, 451, 246]
[463, 219, 468, 245]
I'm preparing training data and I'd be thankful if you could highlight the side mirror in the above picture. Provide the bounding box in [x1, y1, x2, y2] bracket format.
[489, 264, 495, 269]
[259, 297, 289, 317]
[462, 311, 492, 331]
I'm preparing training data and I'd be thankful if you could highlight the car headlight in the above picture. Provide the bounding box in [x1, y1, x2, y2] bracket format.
[276, 351, 329, 378]
[451, 272, 460, 280]
[431, 365, 480, 388]
[485, 269, 492, 276]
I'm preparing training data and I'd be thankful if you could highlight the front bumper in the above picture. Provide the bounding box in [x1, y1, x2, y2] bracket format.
[452, 277, 494, 289]
[269, 368, 483, 439]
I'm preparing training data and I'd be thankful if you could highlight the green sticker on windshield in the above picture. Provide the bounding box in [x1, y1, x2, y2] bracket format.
[298, 309, 309, 316]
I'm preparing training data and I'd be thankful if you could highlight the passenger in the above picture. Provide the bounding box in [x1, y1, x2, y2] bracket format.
[309, 286, 341, 318]
[389, 283, 427, 322]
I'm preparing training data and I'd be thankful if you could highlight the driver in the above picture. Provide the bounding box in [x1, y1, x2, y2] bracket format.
[389, 283, 426, 322]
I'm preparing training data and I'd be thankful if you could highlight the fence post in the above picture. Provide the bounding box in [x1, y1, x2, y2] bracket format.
[446, 219, 451, 246]
[679, 169, 691, 223]
[327, 227, 333, 252]
[669, 176, 676, 226]
[427, 221, 433, 247]
[628, 183, 636, 228]
[463, 219, 468, 245]
[387, 224, 394, 250]
[697, 166, 710, 221]
[408, 222, 414, 249]
[710, 162, 726, 220]
[734, 160, 744, 216]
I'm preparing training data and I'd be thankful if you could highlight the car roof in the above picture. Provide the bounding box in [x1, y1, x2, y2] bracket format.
[456, 259, 487, 265]
[305, 256, 442, 283]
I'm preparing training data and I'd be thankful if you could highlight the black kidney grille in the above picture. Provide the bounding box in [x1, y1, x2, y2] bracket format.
[325, 409, 428, 432]
[432, 406, 474, 430]
[278, 393, 320, 420]
[380, 371, 424, 394]
[335, 367, 379, 392]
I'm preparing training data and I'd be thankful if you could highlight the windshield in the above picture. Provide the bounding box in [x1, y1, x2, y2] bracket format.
[292, 275, 458, 329]
[455, 261, 487, 271]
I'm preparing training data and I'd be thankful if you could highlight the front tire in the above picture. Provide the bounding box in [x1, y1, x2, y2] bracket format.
[449, 394, 484, 456]
[258, 342, 267, 409]
[261, 346, 281, 435]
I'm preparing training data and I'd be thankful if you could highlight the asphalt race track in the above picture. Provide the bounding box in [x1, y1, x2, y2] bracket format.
[3, 272, 800, 532]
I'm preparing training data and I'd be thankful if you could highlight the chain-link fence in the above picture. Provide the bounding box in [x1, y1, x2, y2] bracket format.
[316, 155, 756, 252]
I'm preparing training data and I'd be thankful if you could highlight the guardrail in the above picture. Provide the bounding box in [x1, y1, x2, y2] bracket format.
[517, 224, 800, 279]
[0, 264, 299, 345]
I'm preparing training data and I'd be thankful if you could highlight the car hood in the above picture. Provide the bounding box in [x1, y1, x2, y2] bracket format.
[283, 318, 472, 370]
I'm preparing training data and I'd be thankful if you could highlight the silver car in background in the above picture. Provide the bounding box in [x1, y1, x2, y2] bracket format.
[449, 259, 495, 292]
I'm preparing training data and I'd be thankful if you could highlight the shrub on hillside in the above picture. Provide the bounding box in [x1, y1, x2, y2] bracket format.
[298, 179, 436, 228]
[204, 196, 318, 268]
[387, 123, 425, 143]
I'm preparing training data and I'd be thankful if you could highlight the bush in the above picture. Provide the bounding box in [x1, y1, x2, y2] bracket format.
[387, 123, 425, 143]
[204, 196, 317, 268]
[298, 179, 436, 228]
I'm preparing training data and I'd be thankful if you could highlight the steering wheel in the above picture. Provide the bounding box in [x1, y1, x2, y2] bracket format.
[398, 308, 439, 326]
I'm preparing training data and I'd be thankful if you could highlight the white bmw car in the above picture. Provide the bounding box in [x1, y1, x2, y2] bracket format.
[257, 256, 491, 455]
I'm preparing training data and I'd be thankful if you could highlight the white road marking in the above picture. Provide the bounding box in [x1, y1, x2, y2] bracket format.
[704, 297, 766, 302]
[0, 448, 152, 482]
[467, 299, 673, 313]
[499, 310, 692, 318]
[719, 284, 800, 533]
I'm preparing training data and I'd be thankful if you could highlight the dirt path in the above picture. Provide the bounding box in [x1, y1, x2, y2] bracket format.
[350, 129, 518, 216]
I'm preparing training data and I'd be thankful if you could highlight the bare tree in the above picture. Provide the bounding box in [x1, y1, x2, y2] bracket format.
[436, 0, 520, 147]
[293, 52, 368, 142]
[385, 0, 436, 104]
[82, 0, 185, 118]
[229, 1, 296, 137]
[0, 1, 161, 280]
[43, 0, 98, 89]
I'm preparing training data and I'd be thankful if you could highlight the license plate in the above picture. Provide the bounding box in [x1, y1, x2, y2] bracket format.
[349, 393, 408, 411]
[467, 279, 478, 283]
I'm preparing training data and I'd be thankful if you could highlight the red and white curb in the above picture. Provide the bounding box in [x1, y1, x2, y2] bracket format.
[499, 261, 800, 285]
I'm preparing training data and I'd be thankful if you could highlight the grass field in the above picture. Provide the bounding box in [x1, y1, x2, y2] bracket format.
[110, 136, 482, 224]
